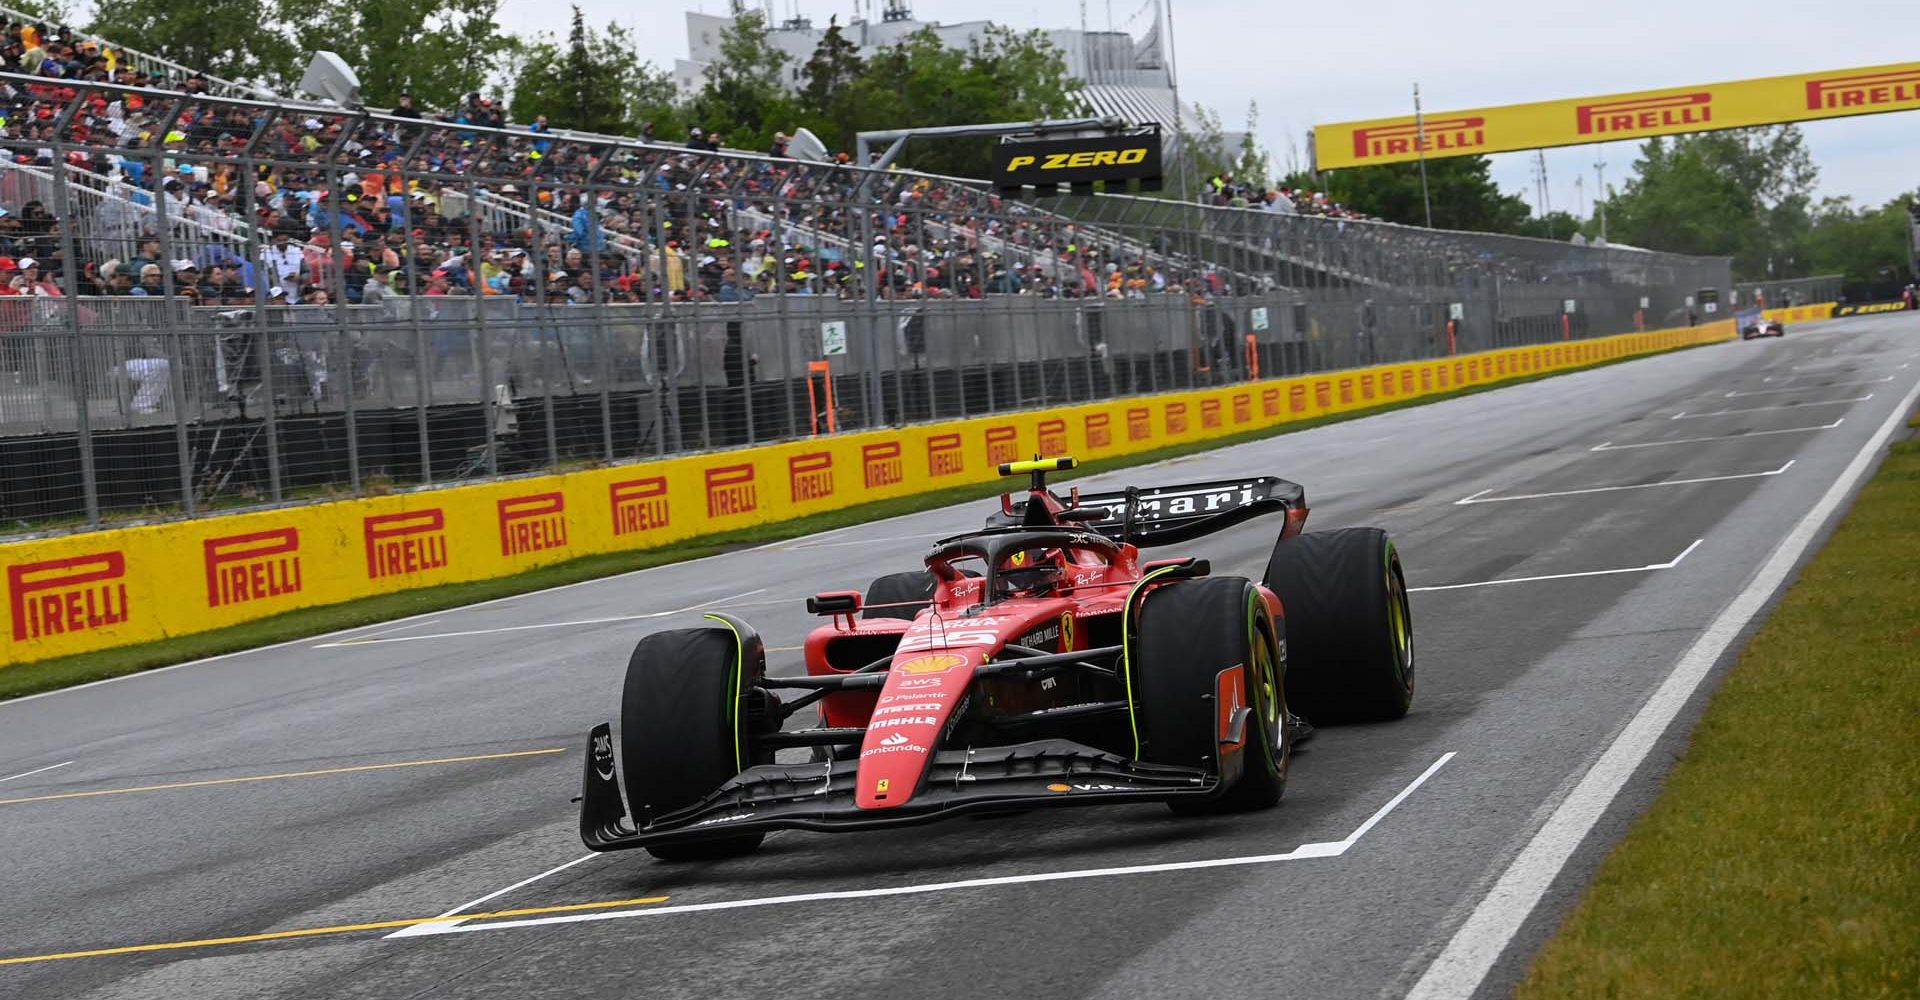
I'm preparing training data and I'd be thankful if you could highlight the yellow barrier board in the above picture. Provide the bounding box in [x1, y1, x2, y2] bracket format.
[0, 320, 1735, 667]
[1761, 302, 1837, 323]
[1314, 61, 1920, 170]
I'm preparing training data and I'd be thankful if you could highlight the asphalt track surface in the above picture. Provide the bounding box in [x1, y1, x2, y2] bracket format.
[2, 314, 1916, 1000]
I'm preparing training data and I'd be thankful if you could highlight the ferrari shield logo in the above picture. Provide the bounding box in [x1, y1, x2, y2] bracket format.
[1060, 612, 1075, 651]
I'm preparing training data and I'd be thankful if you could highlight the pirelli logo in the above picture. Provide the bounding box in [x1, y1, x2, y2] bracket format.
[364, 509, 448, 580]
[927, 433, 964, 477]
[500, 493, 569, 556]
[1359, 373, 1377, 401]
[1313, 379, 1332, 409]
[1200, 398, 1222, 429]
[610, 477, 669, 536]
[1576, 92, 1712, 136]
[993, 129, 1163, 191]
[1806, 69, 1920, 111]
[1232, 393, 1252, 424]
[1262, 387, 1282, 418]
[1351, 117, 1486, 160]
[1288, 384, 1307, 414]
[984, 426, 1019, 466]
[1164, 401, 1189, 436]
[205, 528, 301, 608]
[9, 551, 128, 641]
[1036, 419, 1068, 457]
[1338, 378, 1355, 406]
[1400, 369, 1416, 395]
[863, 441, 904, 488]
[789, 452, 835, 503]
[1084, 412, 1112, 450]
[1126, 407, 1151, 442]
[705, 464, 758, 517]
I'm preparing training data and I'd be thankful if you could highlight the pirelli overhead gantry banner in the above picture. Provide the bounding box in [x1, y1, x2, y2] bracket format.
[1313, 61, 1920, 170]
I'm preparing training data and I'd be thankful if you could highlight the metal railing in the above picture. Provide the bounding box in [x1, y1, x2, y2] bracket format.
[1734, 275, 1842, 309]
[0, 73, 1731, 534]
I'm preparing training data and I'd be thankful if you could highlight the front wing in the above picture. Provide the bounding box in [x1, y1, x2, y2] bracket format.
[580, 729, 1221, 851]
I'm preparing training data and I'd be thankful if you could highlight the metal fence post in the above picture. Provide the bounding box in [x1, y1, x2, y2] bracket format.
[49, 154, 100, 525]
[148, 97, 196, 515]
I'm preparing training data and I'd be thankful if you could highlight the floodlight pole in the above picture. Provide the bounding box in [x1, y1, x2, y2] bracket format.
[1414, 83, 1433, 229]
[847, 117, 1130, 425]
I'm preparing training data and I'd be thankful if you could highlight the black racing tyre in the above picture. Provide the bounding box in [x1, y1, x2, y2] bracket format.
[1263, 527, 1414, 723]
[1131, 575, 1288, 813]
[863, 570, 937, 620]
[620, 626, 766, 861]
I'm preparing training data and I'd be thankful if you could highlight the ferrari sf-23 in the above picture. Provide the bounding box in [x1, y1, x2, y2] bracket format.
[578, 457, 1416, 860]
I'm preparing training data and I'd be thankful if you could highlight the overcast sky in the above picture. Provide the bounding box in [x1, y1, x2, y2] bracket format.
[505, 0, 1917, 214]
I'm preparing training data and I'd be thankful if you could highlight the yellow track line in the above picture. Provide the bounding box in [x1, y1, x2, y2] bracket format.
[0, 895, 669, 966]
[0, 748, 565, 807]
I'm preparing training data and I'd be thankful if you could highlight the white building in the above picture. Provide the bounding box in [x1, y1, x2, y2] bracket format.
[673, 1, 1182, 136]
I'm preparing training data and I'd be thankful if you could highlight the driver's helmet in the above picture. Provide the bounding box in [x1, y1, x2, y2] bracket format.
[997, 547, 1065, 598]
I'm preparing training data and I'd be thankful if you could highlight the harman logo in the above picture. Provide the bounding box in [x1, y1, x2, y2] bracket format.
[499, 493, 568, 556]
[927, 433, 964, 477]
[1806, 69, 1920, 111]
[1262, 387, 1282, 417]
[985, 425, 1019, 466]
[1576, 92, 1712, 135]
[1288, 384, 1307, 414]
[1200, 398, 1222, 429]
[1084, 412, 1112, 449]
[363, 509, 448, 580]
[1127, 407, 1151, 441]
[1351, 116, 1487, 160]
[789, 452, 835, 503]
[1164, 401, 1189, 435]
[1232, 393, 1252, 424]
[204, 528, 301, 608]
[8, 551, 128, 641]
[863, 441, 905, 488]
[704, 464, 758, 517]
[610, 476, 669, 536]
[1036, 418, 1068, 457]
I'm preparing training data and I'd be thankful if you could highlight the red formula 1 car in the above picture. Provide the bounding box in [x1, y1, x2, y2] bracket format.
[579, 457, 1415, 860]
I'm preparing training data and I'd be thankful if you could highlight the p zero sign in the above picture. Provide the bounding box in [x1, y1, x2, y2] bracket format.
[993, 126, 1163, 195]
[1314, 60, 1920, 170]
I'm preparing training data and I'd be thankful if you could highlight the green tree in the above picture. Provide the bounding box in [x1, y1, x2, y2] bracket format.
[506, 7, 675, 137]
[1233, 101, 1273, 190]
[1175, 102, 1232, 197]
[1805, 194, 1915, 290]
[1280, 155, 1534, 233]
[798, 15, 864, 149]
[89, 0, 301, 88]
[276, 0, 508, 111]
[1596, 126, 1819, 278]
[687, 10, 795, 151]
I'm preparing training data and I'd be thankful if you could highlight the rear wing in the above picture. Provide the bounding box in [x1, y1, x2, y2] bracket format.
[1002, 477, 1306, 547]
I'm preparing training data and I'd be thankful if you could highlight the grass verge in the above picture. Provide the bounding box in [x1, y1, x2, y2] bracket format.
[0, 344, 1704, 702]
[1517, 416, 1920, 999]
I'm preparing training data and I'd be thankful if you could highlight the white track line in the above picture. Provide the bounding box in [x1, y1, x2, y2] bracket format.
[0, 761, 74, 783]
[1589, 420, 1842, 451]
[1405, 371, 1920, 1000]
[315, 589, 769, 648]
[1456, 463, 1792, 505]
[1671, 396, 1871, 419]
[389, 752, 1457, 939]
[1409, 540, 1700, 593]
[385, 852, 601, 939]
[1725, 377, 1891, 397]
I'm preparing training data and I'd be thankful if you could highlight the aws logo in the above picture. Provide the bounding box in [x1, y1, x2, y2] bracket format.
[1002, 147, 1150, 173]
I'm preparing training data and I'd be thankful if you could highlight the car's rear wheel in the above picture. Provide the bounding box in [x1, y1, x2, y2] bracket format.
[1130, 576, 1288, 813]
[619, 625, 766, 861]
[1263, 527, 1414, 723]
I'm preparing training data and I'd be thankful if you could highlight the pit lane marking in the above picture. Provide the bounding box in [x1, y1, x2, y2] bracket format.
[1670, 395, 1872, 419]
[385, 752, 1457, 940]
[0, 760, 74, 783]
[1408, 540, 1700, 593]
[0, 894, 671, 967]
[386, 852, 602, 939]
[1588, 420, 1842, 451]
[313, 589, 769, 647]
[1455, 462, 1792, 505]
[1724, 377, 1893, 398]
[0, 748, 563, 807]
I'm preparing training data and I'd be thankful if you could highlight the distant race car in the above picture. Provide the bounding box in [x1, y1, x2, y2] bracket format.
[1742, 316, 1786, 339]
[578, 457, 1415, 860]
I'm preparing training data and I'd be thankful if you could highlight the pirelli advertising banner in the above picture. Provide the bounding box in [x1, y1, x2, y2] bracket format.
[992, 128, 1163, 192]
[1314, 61, 1920, 170]
[0, 319, 1733, 667]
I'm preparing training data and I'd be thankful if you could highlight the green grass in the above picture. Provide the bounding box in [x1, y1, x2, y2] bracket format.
[1518, 421, 1920, 999]
[0, 345, 1704, 702]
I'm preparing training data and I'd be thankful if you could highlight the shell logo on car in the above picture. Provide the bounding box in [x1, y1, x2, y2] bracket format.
[895, 653, 968, 675]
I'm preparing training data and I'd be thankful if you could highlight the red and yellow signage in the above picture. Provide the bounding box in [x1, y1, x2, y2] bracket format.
[0, 319, 1736, 668]
[1315, 61, 1920, 170]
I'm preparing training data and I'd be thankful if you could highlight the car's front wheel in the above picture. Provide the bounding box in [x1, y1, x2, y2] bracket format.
[1263, 527, 1415, 723]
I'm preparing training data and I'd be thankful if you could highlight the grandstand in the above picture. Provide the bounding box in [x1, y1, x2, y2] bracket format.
[0, 16, 1729, 532]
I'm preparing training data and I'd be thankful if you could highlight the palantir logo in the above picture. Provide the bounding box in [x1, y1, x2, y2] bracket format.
[204, 528, 301, 608]
[8, 551, 129, 640]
